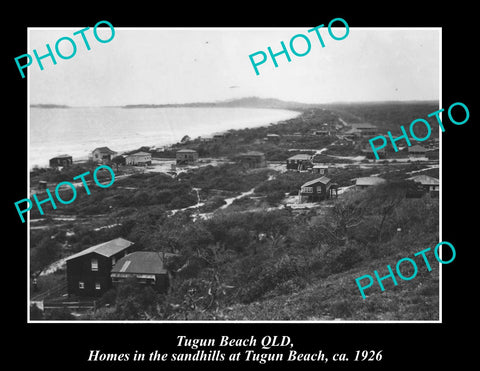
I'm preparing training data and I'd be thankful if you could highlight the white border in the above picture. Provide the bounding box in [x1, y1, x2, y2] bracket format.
[27, 26, 442, 324]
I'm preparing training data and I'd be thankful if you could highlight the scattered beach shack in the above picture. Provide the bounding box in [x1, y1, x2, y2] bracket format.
[65, 237, 135, 298]
[312, 164, 329, 175]
[176, 149, 198, 166]
[408, 145, 427, 157]
[349, 123, 377, 137]
[409, 175, 439, 196]
[266, 133, 281, 143]
[299, 176, 334, 203]
[362, 145, 386, 160]
[49, 154, 73, 167]
[355, 176, 386, 190]
[236, 151, 266, 169]
[286, 154, 312, 171]
[111, 251, 177, 293]
[92, 147, 117, 163]
[126, 151, 152, 166]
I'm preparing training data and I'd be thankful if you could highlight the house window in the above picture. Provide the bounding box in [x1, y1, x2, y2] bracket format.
[317, 188, 323, 193]
[302, 187, 313, 193]
[112, 256, 116, 265]
[91, 258, 98, 271]
[79, 281, 85, 289]
[95, 282, 101, 290]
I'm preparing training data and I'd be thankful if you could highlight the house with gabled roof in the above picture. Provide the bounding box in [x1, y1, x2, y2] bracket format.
[92, 147, 117, 163]
[355, 176, 386, 190]
[409, 175, 439, 196]
[126, 151, 152, 166]
[111, 251, 177, 293]
[66, 237, 135, 297]
[299, 176, 336, 202]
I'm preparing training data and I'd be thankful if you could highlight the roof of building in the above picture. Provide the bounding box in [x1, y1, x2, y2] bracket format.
[177, 149, 198, 153]
[65, 237, 134, 261]
[93, 147, 116, 154]
[408, 175, 439, 185]
[238, 151, 265, 157]
[111, 251, 177, 275]
[288, 154, 312, 161]
[127, 151, 151, 157]
[301, 176, 331, 188]
[350, 123, 377, 130]
[312, 164, 328, 168]
[50, 154, 72, 159]
[356, 177, 387, 186]
[267, 133, 280, 137]
[409, 145, 427, 152]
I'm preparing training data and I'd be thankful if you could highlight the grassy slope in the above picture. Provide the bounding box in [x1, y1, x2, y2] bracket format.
[220, 254, 439, 321]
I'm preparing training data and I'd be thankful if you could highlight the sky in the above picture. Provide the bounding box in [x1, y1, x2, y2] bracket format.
[28, 26, 440, 106]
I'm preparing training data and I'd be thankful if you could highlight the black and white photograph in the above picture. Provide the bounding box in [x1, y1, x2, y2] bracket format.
[26, 26, 441, 322]
[7, 6, 476, 370]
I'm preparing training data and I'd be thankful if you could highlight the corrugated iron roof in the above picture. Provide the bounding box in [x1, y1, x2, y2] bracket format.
[111, 251, 177, 275]
[93, 147, 116, 153]
[409, 175, 439, 185]
[288, 154, 312, 160]
[301, 176, 331, 188]
[65, 237, 134, 261]
[127, 151, 151, 157]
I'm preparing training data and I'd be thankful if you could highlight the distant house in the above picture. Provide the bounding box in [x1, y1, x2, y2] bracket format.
[409, 175, 439, 196]
[176, 149, 198, 166]
[299, 176, 334, 203]
[66, 238, 135, 297]
[266, 133, 281, 143]
[92, 147, 117, 163]
[126, 151, 152, 166]
[362, 145, 386, 160]
[286, 154, 312, 171]
[312, 129, 330, 136]
[355, 176, 386, 190]
[111, 251, 177, 293]
[236, 151, 266, 169]
[349, 123, 377, 137]
[49, 154, 73, 167]
[409, 145, 427, 157]
[312, 165, 328, 175]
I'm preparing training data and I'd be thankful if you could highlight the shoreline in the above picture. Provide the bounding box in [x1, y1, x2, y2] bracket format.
[29, 107, 302, 170]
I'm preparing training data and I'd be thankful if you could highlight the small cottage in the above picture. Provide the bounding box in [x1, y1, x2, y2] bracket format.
[349, 123, 377, 137]
[299, 176, 332, 203]
[312, 165, 328, 175]
[236, 151, 266, 169]
[408, 145, 427, 157]
[286, 154, 312, 171]
[355, 176, 386, 190]
[92, 147, 117, 163]
[176, 149, 198, 166]
[111, 251, 177, 293]
[66, 237, 135, 298]
[49, 154, 73, 167]
[409, 175, 439, 196]
[362, 145, 386, 160]
[126, 151, 152, 166]
[266, 133, 281, 143]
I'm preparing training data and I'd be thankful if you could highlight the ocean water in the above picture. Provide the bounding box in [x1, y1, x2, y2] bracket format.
[29, 107, 300, 168]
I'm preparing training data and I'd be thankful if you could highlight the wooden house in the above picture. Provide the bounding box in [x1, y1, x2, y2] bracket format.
[408, 145, 427, 157]
[362, 145, 386, 160]
[92, 147, 117, 163]
[111, 251, 177, 293]
[312, 165, 328, 175]
[65, 238, 135, 298]
[299, 176, 333, 203]
[286, 154, 312, 171]
[355, 176, 386, 190]
[49, 154, 73, 167]
[266, 133, 281, 143]
[349, 123, 377, 137]
[408, 175, 439, 196]
[126, 151, 152, 166]
[236, 151, 266, 169]
[176, 149, 198, 166]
